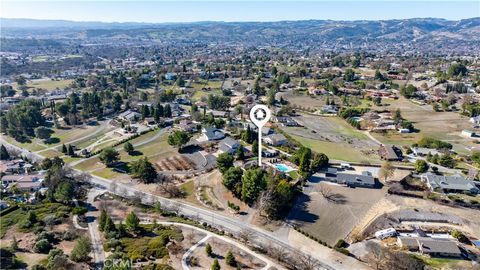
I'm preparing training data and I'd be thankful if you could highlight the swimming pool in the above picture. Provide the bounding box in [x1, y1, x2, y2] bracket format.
[274, 163, 295, 173]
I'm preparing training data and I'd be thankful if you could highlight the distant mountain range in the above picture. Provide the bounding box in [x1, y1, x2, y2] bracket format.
[1, 18, 480, 53]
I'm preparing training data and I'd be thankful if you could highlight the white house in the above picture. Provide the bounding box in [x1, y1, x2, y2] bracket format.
[262, 134, 288, 146]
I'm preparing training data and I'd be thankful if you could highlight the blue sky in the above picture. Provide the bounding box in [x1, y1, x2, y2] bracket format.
[2, 1, 479, 22]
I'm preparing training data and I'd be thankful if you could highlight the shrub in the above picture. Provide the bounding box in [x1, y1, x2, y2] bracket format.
[34, 239, 52, 253]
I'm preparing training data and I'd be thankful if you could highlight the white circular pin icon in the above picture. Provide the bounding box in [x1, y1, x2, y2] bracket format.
[250, 104, 271, 129]
[249, 105, 271, 166]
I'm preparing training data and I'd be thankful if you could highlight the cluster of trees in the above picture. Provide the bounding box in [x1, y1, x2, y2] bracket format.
[426, 152, 456, 168]
[140, 102, 172, 120]
[447, 63, 468, 78]
[61, 144, 76, 156]
[168, 130, 191, 150]
[0, 99, 45, 141]
[399, 84, 417, 98]
[130, 157, 157, 183]
[205, 244, 237, 269]
[207, 94, 230, 110]
[290, 146, 329, 176]
[416, 137, 452, 150]
[40, 157, 78, 204]
[393, 109, 414, 131]
[217, 153, 298, 219]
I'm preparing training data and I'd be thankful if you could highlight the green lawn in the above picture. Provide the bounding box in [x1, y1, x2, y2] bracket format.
[290, 134, 380, 163]
[25, 79, 73, 91]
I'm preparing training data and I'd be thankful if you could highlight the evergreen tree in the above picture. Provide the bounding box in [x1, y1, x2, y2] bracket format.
[225, 250, 237, 267]
[70, 236, 92, 262]
[205, 243, 213, 257]
[67, 144, 75, 156]
[124, 142, 134, 154]
[61, 144, 67, 154]
[103, 215, 115, 233]
[125, 211, 140, 233]
[211, 259, 220, 270]
[252, 140, 259, 156]
[0, 145, 10, 160]
[98, 209, 107, 231]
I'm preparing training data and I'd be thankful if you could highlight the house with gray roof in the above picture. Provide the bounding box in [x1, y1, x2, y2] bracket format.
[422, 173, 479, 194]
[263, 133, 288, 146]
[397, 237, 462, 258]
[335, 171, 376, 188]
[201, 127, 225, 141]
[218, 137, 241, 154]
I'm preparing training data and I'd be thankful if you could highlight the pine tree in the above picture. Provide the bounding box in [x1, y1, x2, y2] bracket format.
[225, 250, 237, 267]
[0, 145, 10, 160]
[98, 209, 107, 231]
[61, 144, 67, 154]
[103, 216, 115, 233]
[125, 211, 140, 233]
[252, 140, 259, 156]
[211, 259, 220, 270]
[67, 145, 75, 156]
[205, 243, 213, 257]
[70, 236, 91, 262]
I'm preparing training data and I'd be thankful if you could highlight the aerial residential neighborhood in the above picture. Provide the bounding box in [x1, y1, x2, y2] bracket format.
[1, 1, 480, 270]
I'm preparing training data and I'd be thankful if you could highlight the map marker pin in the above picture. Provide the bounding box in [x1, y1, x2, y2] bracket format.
[249, 104, 271, 166]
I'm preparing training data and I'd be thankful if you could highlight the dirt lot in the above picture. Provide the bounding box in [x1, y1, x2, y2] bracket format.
[281, 114, 380, 162]
[350, 194, 480, 243]
[188, 237, 266, 270]
[156, 155, 196, 171]
[288, 179, 387, 246]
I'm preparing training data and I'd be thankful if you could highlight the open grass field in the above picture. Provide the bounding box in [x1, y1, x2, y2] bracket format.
[371, 98, 476, 154]
[25, 79, 73, 91]
[281, 114, 380, 163]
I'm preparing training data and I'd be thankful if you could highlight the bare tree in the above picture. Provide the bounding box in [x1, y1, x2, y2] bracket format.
[237, 228, 255, 244]
[378, 162, 395, 182]
[291, 252, 321, 270]
[268, 243, 289, 262]
[315, 184, 347, 204]
[156, 182, 184, 198]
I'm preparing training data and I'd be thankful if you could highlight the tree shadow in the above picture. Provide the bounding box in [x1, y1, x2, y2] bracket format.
[180, 145, 203, 154]
[324, 193, 348, 204]
[288, 193, 319, 224]
[45, 137, 60, 144]
[129, 150, 143, 156]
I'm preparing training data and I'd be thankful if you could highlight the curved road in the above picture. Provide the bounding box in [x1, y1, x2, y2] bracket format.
[0, 137, 367, 270]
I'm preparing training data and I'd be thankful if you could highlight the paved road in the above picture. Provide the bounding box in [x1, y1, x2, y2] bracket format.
[87, 189, 107, 270]
[0, 137, 351, 270]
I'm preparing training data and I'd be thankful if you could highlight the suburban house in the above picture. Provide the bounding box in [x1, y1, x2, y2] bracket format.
[0, 159, 34, 174]
[378, 144, 402, 161]
[263, 134, 288, 146]
[118, 110, 141, 123]
[326, 170, 376, 188]
[321, 105, 338, 114]
[218, 137, 241, 154]
[275, 116, 300, 127]
[412, 147, 440, 157]
[422, 173, 479, 194]
[178, 120, 198, 133]
[397, 237, 462, 258]
[1, 174, 43, 192]
[201, 127, 225, 141]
